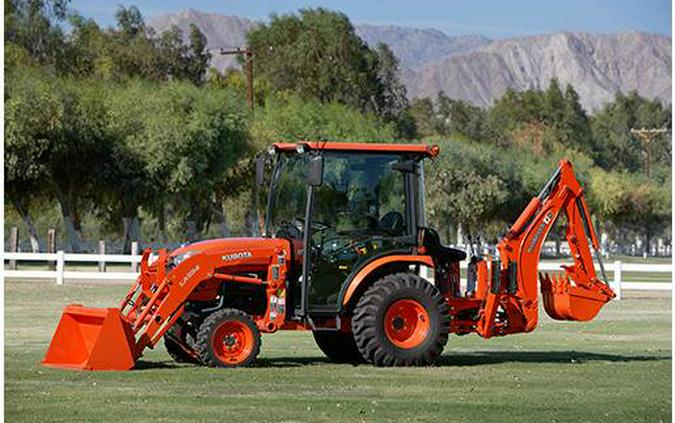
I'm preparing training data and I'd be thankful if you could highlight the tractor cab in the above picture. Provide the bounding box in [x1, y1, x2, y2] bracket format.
[259, 142, 462, 316]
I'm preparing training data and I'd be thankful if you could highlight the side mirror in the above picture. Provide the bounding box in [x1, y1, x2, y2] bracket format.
[255, 155, 265, 186]
[307, 155, 324, 187]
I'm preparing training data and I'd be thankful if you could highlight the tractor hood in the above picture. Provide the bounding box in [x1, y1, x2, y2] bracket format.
[168, 237, 291, 269]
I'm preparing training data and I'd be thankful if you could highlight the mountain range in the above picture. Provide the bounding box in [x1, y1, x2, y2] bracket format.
[148, 9, 671, 111]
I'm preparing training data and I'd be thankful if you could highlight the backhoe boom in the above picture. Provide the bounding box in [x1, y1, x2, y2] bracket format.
[475, 160, 615, 337]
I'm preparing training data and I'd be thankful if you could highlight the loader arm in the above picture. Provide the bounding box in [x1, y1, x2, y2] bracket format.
[476, 160, 615, 338]
[44, 246, 290, 370]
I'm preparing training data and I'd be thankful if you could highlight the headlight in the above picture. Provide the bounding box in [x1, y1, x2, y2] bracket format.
[169, 250, 199, 268]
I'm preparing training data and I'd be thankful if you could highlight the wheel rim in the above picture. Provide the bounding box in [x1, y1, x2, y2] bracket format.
[211, 320, 254, 365]
[384, 299, 430, 349]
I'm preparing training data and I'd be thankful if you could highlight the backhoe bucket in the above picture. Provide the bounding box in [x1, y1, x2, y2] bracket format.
[540, 273, 614, 321]
[43, 305, 137, 371]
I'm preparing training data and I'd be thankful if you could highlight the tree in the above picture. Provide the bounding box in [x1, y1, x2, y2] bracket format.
[543, 78, 565, 125]
[99, 82, 153, 250]
[591, 91, 671, 172]
[154, 23, 212, 84]
[372, 43, 411, 134]
[485, 88, 530, 145]
[114, 81, 251, 242]
[247, 8, 388, 114]
[251, 93, 397, 147]
[408, 97, 435, 137]
[186, 23, 210, 85]
[18, 3, 214, 84]
[114, 5, 145, 39]
[155, 25, 189, 80]
[588, 168, 671, 256]
[557, 84, 593, 152]
[424, 138, 526, 243]
[5, 67, 59, 251]
[49, 78, 113, 251]
[5, 71, 112, 251]
[439, 95, 486, 140]
[427, 166, 508, 240]
[5, 0, 68, 64]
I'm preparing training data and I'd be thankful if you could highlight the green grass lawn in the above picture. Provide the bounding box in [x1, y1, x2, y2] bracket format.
[5, 280, 672, 422]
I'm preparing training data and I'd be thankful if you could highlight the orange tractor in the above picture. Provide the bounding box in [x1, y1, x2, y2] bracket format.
[44, 142, 615, 370]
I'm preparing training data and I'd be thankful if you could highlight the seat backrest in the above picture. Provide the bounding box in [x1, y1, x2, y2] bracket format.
[421, 227, 467, 262]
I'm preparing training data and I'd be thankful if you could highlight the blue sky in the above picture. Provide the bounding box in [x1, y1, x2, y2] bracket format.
[70, 0, 671, 38]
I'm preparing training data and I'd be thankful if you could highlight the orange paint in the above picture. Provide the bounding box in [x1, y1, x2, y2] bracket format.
[273, 141, 440, 157]
[43, 306, 137, 371]
[211, 320, 256, 365]
[476, 160, 615, 338]
[342, 255, 434, 306]
[384, 299, 430, 349]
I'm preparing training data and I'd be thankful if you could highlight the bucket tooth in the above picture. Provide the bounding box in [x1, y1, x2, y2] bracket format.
[43, 305, 137, 371]
[539, 272, 549, 289]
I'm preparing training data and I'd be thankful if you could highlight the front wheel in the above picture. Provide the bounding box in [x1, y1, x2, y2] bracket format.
[164, 312, 201, 364]
[352, 273, 449, 366]
[195, 308, 261, 367]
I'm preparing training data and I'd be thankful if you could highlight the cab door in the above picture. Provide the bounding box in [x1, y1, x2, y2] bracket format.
[305, 152, 413, 313]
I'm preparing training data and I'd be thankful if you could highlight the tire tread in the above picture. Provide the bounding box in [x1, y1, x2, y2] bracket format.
[352, 273, 449, 366]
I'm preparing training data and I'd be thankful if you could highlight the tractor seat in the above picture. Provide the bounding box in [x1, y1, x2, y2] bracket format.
[422, 227, 467, 262]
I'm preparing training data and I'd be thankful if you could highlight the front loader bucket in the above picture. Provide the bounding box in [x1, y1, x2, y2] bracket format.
[540, 273, 614, 321]
[43, 305, 137, 371]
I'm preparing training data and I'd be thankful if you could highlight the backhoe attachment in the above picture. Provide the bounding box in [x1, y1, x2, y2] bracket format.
[475, 160, 615, 338]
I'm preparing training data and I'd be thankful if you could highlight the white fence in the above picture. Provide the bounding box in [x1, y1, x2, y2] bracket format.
[525, 261, 671, 299]
[3, 252, 142, 285]
[421, 261, 672, 300]
[2, 252, 672, 300]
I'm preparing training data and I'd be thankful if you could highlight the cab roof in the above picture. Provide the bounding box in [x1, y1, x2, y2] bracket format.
[272, 141, 440, 158]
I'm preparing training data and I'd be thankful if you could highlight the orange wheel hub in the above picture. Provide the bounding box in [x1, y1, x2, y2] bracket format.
[211, 320, 254, 365]
[384, 299, 430, 349]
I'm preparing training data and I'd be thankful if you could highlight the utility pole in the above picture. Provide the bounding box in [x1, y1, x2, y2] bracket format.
[630, 127, 667, 178]
[220, 47, 254, 111]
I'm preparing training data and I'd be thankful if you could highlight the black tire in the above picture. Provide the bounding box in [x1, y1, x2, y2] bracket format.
[312, 330, 364, 363]
[164, 334, 200, 364]
[164, 315, 200, 364]
[195, 308, 261, 368]
[352, 273, 449, 366]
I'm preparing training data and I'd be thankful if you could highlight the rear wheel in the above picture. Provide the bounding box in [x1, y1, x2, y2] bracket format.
[352, 273, 449, 366]
[312, 330, 364, 363]
[195, 308, 261, 368]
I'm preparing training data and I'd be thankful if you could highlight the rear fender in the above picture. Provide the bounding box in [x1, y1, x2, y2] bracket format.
[339, 255, 434, 311]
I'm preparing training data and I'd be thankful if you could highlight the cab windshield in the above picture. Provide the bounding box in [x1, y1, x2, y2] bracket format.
[265, 149, 413, 310]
